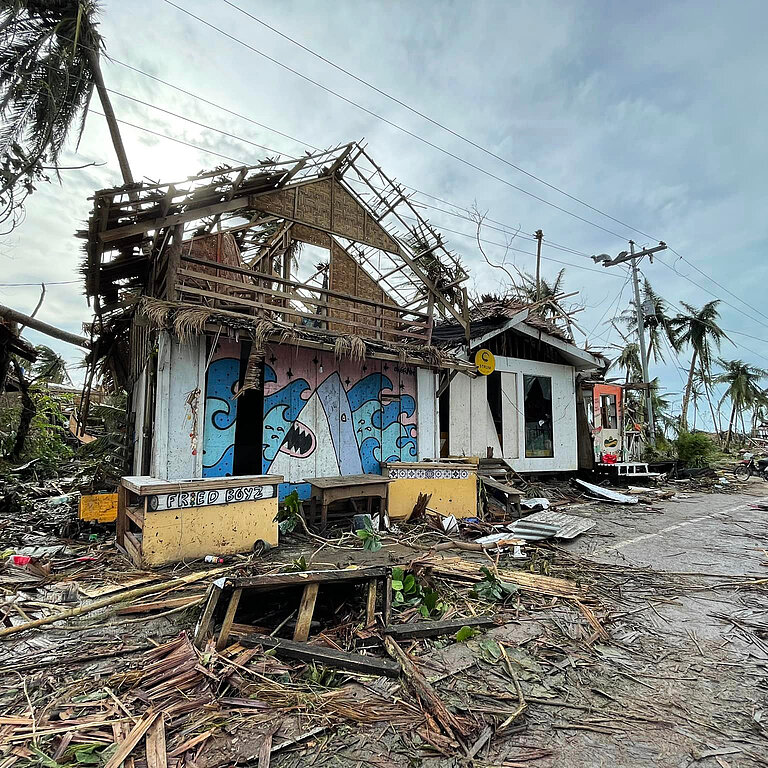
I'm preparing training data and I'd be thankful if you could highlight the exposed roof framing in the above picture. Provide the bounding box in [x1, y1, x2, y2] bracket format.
[81, 141, 469, 331]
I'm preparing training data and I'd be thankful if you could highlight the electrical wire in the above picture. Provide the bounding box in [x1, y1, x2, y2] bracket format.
[221, 0, 657, 241]
[0, 280, 79, 287]
[161, 0, 632, 240]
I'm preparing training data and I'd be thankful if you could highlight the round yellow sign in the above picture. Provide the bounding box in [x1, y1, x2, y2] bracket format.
[474, 349, 496, 376]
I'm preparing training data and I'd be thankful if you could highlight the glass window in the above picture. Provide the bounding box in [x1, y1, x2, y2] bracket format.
[600, 394, 618, 430]
[524, 375, 554, 458]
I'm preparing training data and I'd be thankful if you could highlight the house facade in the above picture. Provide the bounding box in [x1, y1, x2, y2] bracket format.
[432, 302, 604, 473]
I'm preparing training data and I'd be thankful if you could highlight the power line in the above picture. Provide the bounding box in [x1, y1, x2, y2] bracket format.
[221, 0, 657, 242]
[161, 0, 632, 240]
[21, 53, 596, 262]
[0, 279, 79, 286]
[667, 246, 768, 324]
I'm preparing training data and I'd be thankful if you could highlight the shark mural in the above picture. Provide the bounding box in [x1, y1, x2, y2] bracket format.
[201, 342, 419, 496]
[263, 346, 418, 499]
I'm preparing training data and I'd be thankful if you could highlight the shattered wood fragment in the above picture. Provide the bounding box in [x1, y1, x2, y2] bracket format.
[240, 634, 400, 677]
[145, 715, 167, 768]
[384, 636, 472, 740]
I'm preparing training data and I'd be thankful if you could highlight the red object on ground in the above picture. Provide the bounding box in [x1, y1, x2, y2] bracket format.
[10, 555, 32, 566]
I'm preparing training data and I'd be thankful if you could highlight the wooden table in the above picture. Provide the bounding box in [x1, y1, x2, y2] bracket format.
[194, 566, 392, 650]
[304, 474, 393, 531]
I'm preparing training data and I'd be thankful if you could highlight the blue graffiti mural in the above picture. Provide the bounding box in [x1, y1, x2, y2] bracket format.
[202, 343, 240, 477]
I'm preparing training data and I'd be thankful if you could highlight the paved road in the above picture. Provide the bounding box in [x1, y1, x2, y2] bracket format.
[564, 487, 768, 577]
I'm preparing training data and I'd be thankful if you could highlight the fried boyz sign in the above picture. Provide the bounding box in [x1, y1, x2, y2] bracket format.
[148, 484, 275, 511]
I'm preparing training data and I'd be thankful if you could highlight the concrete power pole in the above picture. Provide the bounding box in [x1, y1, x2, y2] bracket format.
[628, 241, 654, 440]
[593, 241, 667, 443]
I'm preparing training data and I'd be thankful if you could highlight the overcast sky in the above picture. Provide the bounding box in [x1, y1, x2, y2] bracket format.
[3, 0, 767, 428]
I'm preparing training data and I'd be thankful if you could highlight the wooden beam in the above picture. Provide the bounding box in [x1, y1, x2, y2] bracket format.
[224, 567, 389, 590]
[180, 255, 429, 318]
[241, 634, 400, 677]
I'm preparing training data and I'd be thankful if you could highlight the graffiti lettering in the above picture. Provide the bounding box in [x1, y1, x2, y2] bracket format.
[148, 484, 274, 511]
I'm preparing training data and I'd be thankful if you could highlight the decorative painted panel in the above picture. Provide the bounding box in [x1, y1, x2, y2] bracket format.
[202, 339, 241, 477]
[262, 346, 418, 498]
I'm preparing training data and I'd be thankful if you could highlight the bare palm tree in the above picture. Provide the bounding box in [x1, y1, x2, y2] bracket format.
[714, 359, 768, 449]
[671, 300, 729, 431]
[0, 1, 133, 191]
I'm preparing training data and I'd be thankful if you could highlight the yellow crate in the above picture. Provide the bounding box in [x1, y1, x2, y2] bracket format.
[79, 493, 119, 523]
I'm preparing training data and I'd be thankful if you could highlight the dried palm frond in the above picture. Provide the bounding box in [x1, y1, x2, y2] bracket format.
[173, 308, 212, 344]
[138, 297, 175, 329]
[334, 335, 366, 362]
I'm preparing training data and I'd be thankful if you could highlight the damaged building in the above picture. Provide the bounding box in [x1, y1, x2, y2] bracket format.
[81, 143, 473, 523]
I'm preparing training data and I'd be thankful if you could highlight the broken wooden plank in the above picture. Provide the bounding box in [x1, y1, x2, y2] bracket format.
[193, 583, 223, 648]
[104, 711, 159, 768]
[224, 566, 388, 589]
[145, 715, 167, 768]
[384, 636, 472, 739]
[240, 634, 400, 677]
[384, 616, 496, 640]
[216, 588, 243, 651]
[293, 582, 319, 642]
[365, 579, 377, 627]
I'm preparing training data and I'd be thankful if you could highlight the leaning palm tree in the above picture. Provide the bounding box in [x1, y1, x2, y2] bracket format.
[32, 344, 71, 384]
[670, 300, 729, 431]
[714, 359, 768, 450]
[0, 1, 133, 191]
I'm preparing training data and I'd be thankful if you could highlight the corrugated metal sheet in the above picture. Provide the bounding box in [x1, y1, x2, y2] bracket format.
[510, 510, 596, 540]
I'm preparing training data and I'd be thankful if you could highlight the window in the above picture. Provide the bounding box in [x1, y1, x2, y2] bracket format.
[600, 394, 618, 430]
[524, 375, 554, 458]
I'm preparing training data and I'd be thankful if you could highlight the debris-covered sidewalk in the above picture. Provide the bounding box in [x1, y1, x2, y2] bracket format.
[2, 482, 767, 768]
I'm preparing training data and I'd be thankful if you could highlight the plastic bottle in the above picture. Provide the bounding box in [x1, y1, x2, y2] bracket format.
[204, 555, 224, 564]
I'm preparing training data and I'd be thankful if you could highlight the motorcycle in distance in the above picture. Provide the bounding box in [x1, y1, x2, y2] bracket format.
[733, 452, 768, 481]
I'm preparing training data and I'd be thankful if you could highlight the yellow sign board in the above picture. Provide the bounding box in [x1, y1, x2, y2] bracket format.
[474, 349, 496, 376]
[79, 493, 119, 523]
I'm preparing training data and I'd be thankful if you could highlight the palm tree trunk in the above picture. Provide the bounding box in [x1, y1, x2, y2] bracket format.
[87, 49, 133, 186]
[680, 349, 698, 431]
[10, 359, 35, 460]
[701, 364, 722, 443]
[725, 399, 738, 450]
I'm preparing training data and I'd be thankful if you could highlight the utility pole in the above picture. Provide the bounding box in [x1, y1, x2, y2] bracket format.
[593, 241, 667, 443]
[534, 230, 543, 302]
[629, 241, 654, 440]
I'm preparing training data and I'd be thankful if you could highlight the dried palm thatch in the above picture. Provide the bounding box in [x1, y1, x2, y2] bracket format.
[173, 307, 212, 344]
[333, 334, 367, 362]
[138, 296, 175, 329]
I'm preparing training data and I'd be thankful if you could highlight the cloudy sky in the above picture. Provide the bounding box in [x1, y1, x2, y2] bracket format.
[3, 0, 767, 428]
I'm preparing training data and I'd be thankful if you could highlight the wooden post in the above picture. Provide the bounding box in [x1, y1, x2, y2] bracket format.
[293, 582, 319, 642]
[164, 224, 185, 302]
[365, 579, 377, 627]
[216, 588, 242, 651]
